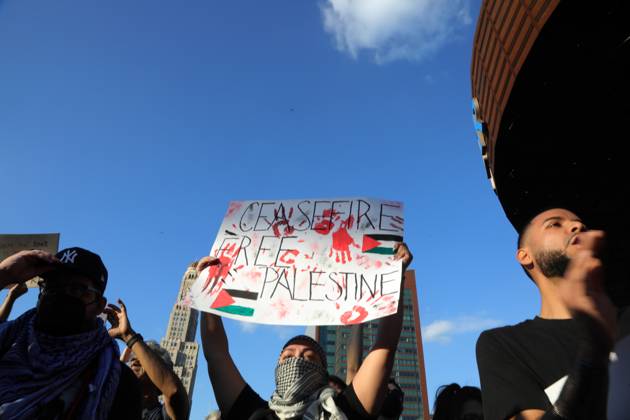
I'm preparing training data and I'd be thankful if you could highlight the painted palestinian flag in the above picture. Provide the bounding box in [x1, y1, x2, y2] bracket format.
[361, 234, 403, 255]
[211, 288, 258, 317]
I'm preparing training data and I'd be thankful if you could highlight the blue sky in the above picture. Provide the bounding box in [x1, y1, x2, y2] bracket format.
[0, 0, 543, 417]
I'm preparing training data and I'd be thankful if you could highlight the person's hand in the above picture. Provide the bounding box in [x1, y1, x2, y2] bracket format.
[196, 256, 222, 294]
[0, 250, 59, 285]
[393, 243, 413, 272]
[104, 299, 136, 342]
[7, 283, 28, 300]
[559, 230, 617, 353]
[196, 256, 221, 272]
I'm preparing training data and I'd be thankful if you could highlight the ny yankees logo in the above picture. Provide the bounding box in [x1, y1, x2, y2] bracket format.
[59, 249, 78, 264]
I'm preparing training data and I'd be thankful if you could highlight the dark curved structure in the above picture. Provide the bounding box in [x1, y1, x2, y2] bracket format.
[471, 1, 630, 305]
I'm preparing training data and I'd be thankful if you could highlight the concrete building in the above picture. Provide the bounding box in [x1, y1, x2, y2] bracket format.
[161, 263, 200, 412]
[313, 270, 429, 420]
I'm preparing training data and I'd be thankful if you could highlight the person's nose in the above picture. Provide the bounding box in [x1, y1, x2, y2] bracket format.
[569, 221, 587, 233]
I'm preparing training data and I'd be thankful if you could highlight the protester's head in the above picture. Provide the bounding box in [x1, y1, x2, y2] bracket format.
[36, 247, 108, 336]
[379, 378, 404, 419]
[433, 383, 482, 420]
[129, 341, 173, 394]
[273, 335, 328, 402]
[279, 335, 327, 368]
[516, 208, 587, 283]
[328, 375, 346, 394]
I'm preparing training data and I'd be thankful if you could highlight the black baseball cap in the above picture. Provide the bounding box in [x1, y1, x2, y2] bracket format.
[42, 247, 108, 293]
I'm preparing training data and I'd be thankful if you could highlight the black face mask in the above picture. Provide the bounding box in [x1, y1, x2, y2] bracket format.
[36, 293, 91, 336]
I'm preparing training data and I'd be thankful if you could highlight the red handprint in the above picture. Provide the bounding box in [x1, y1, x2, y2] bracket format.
[313, 209, 335, 235]
[314, 210, 359, 264]
[340, 305, 368, 325]
[272, 207, 296, 237]
[330, 216, 359, 263]
[202, 243, 238, 295]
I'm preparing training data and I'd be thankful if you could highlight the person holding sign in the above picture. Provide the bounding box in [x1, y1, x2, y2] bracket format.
[198, 242, 412, 420]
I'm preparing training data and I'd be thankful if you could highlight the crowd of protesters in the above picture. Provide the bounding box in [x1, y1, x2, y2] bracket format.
[0, 244, 417, 420]
[1, 209, 626, 420]
[3, 219, 623, 420]
[3, 205, 625, 420]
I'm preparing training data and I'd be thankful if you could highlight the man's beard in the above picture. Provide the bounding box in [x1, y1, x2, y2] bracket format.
[535, 249, 571, 278]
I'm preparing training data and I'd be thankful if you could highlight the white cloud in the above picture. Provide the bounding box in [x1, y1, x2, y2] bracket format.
[423, 315, 501, 344]
[320, 0, 472, 63]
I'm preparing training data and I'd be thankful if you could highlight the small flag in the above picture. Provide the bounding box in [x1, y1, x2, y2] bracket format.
[211, 288, 258, 317]
[361, 234, 403, 255]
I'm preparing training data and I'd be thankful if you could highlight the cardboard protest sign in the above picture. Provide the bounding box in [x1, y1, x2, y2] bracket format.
[0, 233, 60, 288]
[189, 198, 405, 325]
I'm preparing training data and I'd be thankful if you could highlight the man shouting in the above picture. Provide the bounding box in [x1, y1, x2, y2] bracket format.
[477, 208, 619, 420]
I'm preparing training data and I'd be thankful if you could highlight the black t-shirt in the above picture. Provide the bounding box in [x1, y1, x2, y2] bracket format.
[476, 317, 580, 420]
[225, 383, 375, 420]
[608, 306, 630, 419]
[108, 362, 143, 419]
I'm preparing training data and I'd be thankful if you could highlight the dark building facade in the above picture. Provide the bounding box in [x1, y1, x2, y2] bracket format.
[471, 0, 560, 187]
[471, 0, 630, 306]
[314, 271, 429, 420]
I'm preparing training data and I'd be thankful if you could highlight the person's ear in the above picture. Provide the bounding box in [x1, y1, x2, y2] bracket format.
[517, 247, 534, 271]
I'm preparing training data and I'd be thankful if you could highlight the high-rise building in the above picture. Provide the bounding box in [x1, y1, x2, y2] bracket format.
[161, 263, 200, 413]
[313, 270, 429, 420]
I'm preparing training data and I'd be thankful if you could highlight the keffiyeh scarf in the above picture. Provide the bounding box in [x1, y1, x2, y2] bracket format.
[268, 357, 347, 420]
[0, 309, 120, 419]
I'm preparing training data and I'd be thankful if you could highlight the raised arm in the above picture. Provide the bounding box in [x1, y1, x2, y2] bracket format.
[196, 256, 247, 415]
[546, 231, 615, 420]
[351, 243, 412, 415]
[106, 299, 190, 420]
[0, 283, 28, 322]
[0, 250, 59, 290]
[345, 323, 363, 384]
